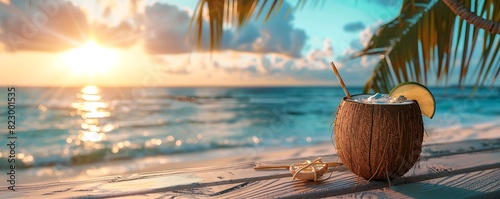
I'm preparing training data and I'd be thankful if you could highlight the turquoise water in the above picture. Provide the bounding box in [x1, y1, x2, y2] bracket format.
[0, 86, 498, 171]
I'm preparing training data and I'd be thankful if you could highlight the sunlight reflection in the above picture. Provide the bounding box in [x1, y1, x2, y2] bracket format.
[70, 85, 114, 144]
[79, 131, 106, 142]
[81, 94, 102, 101]
[38, 104, 48, 112]
[81, 85, 99, 94]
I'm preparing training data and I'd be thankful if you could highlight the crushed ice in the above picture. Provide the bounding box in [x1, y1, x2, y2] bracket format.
[354, 93, 407, 104]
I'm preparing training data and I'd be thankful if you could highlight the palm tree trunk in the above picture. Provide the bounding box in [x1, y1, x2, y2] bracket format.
[442, 0, 500, 34]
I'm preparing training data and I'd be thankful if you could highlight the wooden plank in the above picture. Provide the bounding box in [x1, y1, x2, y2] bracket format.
[177, 152, 500, 199]
[23, 147, 496, 199]
[1, 139, 499, 198]
[153, 142, 500, 198]
[330, 168, 500, 199]
[78, 153, 500, 199]
[421, 138, 500, 159]
[283, 163, 500, 199]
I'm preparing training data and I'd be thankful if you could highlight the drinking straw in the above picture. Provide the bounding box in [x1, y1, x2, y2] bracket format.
[330, 62, 352, 99]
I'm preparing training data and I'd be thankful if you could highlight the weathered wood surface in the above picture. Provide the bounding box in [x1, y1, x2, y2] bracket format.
[332, 168, 500, 199]
[1, 138, 499, 199]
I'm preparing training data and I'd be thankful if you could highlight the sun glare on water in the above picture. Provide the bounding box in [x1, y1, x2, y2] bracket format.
[62, 40, 118, 74]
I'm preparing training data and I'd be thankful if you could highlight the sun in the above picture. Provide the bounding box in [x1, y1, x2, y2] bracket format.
[62, 40, 118, 75]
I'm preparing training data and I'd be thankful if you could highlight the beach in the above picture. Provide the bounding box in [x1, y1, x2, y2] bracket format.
[0, 86, 499, 197]
[1, 120, 499, 198]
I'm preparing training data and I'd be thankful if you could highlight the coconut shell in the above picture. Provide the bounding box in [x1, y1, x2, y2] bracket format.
[334, 95, 424, 180]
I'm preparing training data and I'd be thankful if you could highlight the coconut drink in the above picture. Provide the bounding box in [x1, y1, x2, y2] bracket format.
[333, 82, 435, 180]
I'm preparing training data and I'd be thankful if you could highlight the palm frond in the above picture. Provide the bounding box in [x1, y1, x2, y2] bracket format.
[188, 0, 312, 51]
[356, 0, 500, 93]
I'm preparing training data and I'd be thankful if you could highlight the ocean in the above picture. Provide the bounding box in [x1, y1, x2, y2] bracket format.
[0, 86, 499, 183]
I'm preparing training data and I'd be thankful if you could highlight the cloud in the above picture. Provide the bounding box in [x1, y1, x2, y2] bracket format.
[343, 21, 365, 32]
[0, 0, 139, 52]
[143, 3, 194, 54]
[0, 1, 306, 56]
[91, 21, 140, 48]
[148, 38, 348, 84]
[163, 51, 373, 86]
[0, 0, 89, 51]
[246, 3, 307, 58]
[305, 38, 333, 68]
[150, 56, 191, 74]
[143, 1, 308, 58]
[341, 21, 383, 62]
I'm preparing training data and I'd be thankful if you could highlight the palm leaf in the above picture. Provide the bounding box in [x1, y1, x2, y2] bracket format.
[188, 0, 313, 51]
[355, 0, 500, 93]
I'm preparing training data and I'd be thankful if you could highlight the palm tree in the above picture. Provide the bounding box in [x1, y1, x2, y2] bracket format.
[354, 0, 499, 92]
[189, 0, 499, 93]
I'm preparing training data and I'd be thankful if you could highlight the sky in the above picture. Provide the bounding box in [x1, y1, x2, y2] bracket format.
[0, 0, 406, 87]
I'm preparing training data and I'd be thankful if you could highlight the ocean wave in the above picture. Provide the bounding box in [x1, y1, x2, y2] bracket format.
[0, 139, 259, 170]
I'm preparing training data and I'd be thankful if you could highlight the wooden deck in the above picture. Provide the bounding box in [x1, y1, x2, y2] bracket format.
[2, 138, 500, 199]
